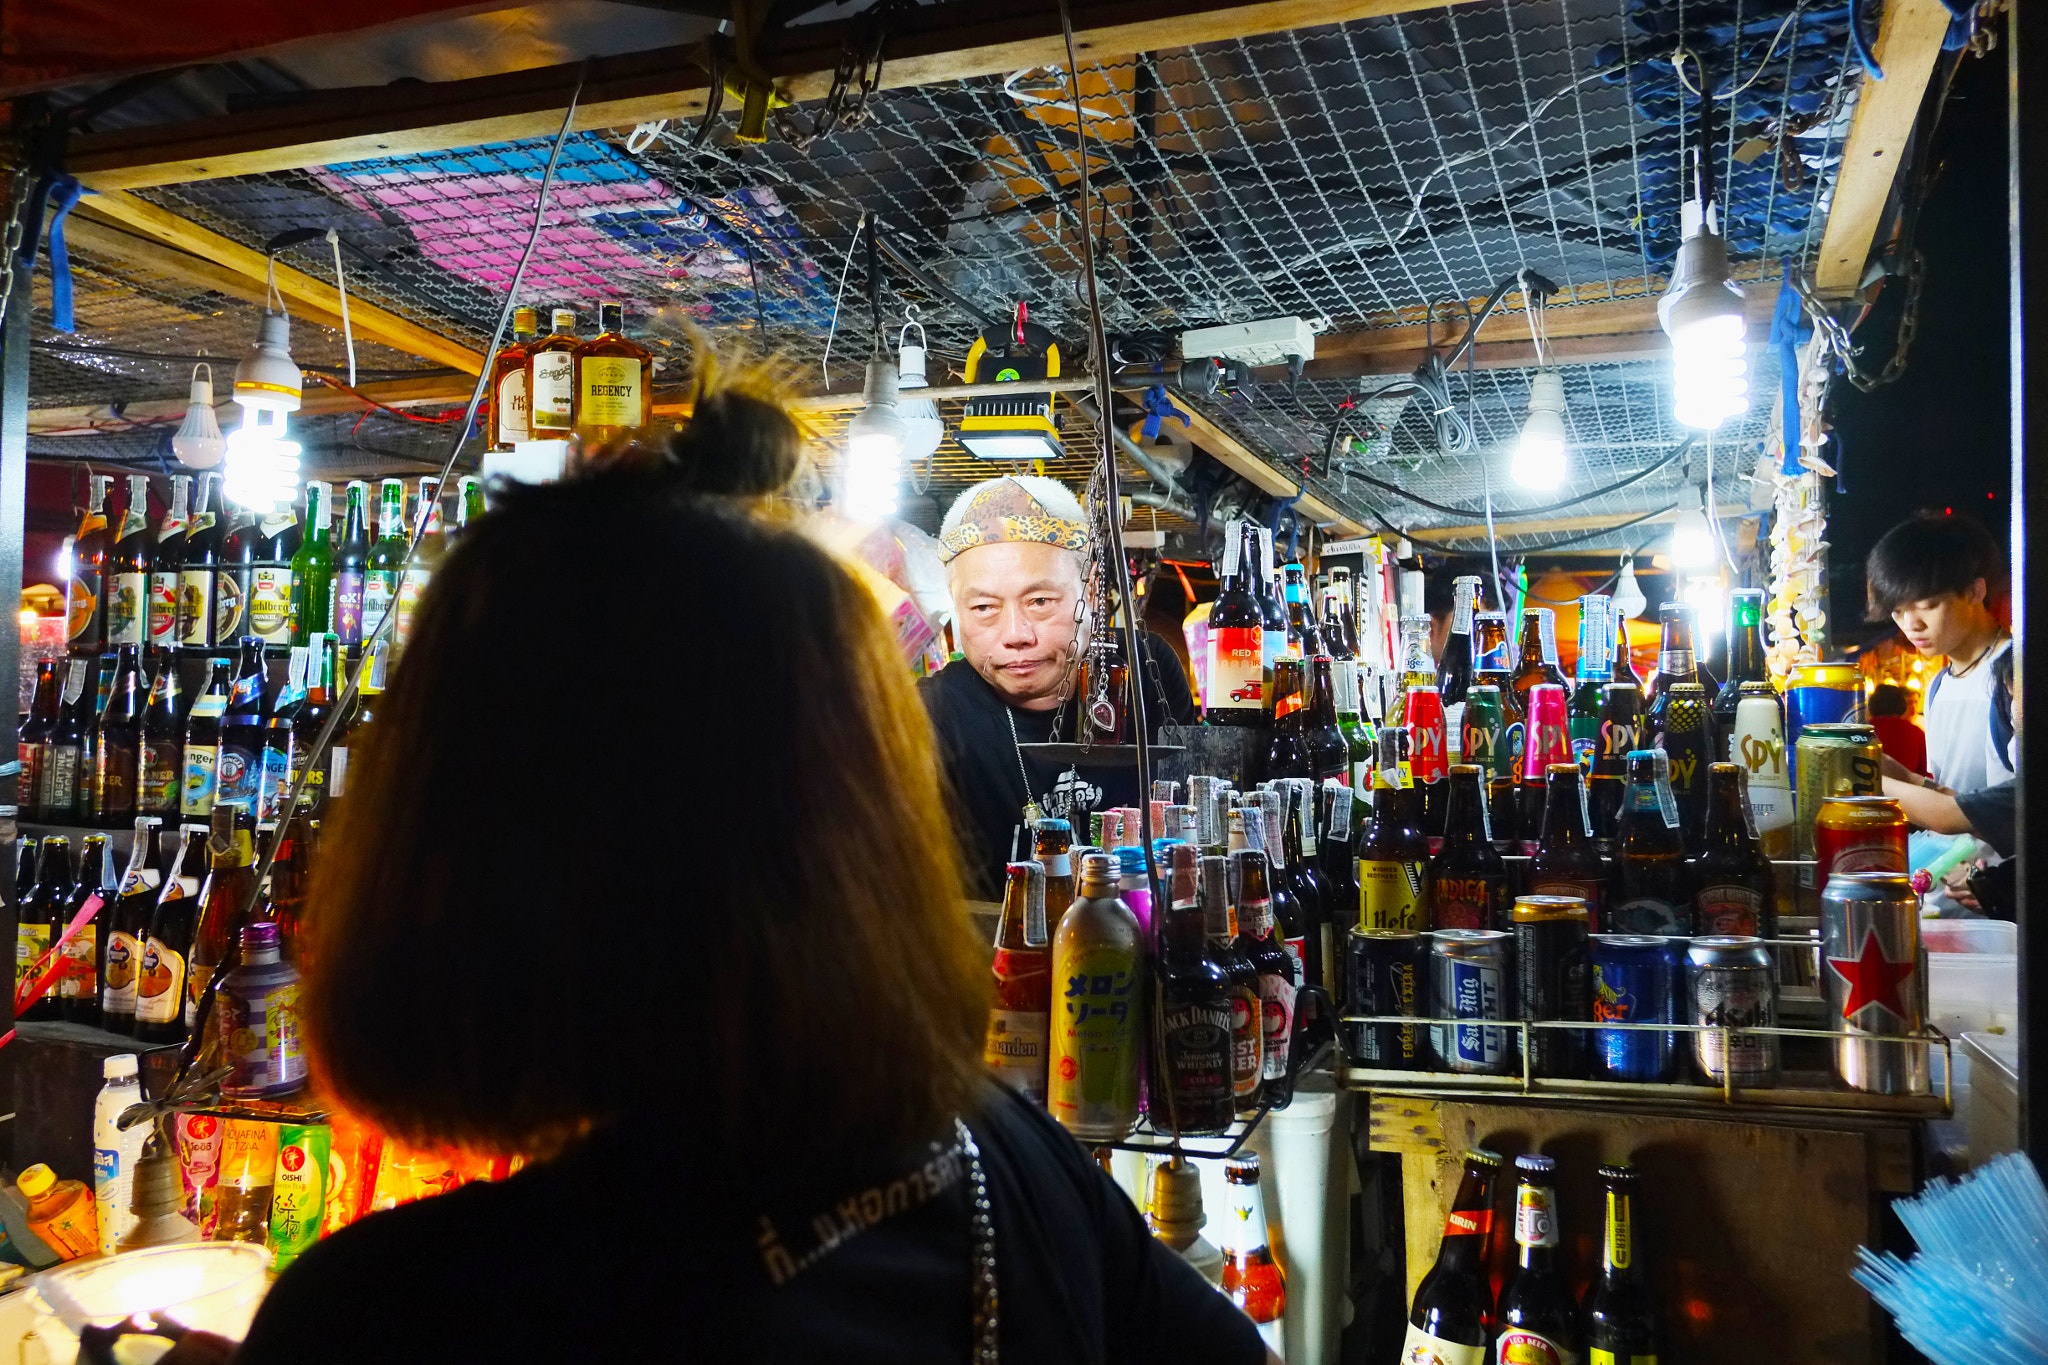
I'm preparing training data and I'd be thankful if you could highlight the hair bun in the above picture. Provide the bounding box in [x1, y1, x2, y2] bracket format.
[665, 388, 801, 496]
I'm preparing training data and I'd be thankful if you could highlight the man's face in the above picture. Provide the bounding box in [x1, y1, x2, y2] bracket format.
[1891, 580, 1987, 657]
[950, 540, 1083, 711]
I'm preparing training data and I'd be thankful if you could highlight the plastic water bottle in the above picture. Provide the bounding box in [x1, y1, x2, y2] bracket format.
[92, 1053, 148, 1254]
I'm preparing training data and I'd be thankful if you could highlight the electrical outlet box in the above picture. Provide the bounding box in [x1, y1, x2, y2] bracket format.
[1180, 317, 1318, 367]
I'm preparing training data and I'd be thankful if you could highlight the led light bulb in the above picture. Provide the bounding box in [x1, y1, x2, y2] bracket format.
[1511, 370, 1569, 490]
[1659, 215, 1750, 430]
[1684, 574, 1727, 648]
[1670, 485, 1716, 569]
[897, 339, 945, 466]
[1613, 557, 1648, 620]
[171, 364, 227, 469]
[225, 311, 305, 512]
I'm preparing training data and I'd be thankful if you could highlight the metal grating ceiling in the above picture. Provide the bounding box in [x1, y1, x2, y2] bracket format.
[31, 0, 1871, 553]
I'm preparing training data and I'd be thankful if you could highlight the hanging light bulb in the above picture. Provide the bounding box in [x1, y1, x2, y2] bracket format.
[1670, 483, 1716, 569]
[1613, 555, 1648, 620]
[1684, 572, 1727, 651]
[897, 320, 945, 467]
[1511, 370, 1569, 489]
[171, 363, 227, 469]
[841, 357, 907, 523]
[1659, 198, 1750, 430]
[224, 310, 304, 513]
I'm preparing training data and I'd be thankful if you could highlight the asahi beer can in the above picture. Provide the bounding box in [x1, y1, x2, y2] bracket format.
[1815, 795, 1908, 896]
[1405, 685, 1448, 788]
[1512, 896, 1591, 1078]
[1344, 928, 1427, 1069]
[1590, 934, 1680, 1082]
[1794, 722, 1881, 865]
[1822, 872, 1929, 1095]
[1732, 688, 1794, 858]
[1521, 685, 1570, 785]
[1462, 685, 1508, 782]
[1429, 929, 1514, 1074]
[1686, 936, 1779, 1087]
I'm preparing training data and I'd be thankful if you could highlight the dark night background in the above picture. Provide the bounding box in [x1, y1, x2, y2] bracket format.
[1827, 45, 2011, 647]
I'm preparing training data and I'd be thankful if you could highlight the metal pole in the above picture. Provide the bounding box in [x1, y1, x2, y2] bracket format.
[0, 214, 26, 809]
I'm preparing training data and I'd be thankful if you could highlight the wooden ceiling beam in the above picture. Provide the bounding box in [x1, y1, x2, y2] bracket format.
[1813, 0, 1954, 295]
[66, 0, 1480, 190]
[63, 209, 352, 334]
[28, 373, 474, 433]
[1129, 393, 1369, 536]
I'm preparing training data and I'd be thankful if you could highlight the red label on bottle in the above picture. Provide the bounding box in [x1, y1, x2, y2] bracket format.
[1433, 877, 1495, 931]
[1208, 627, 1264, 710]
[1443, 1207, 1493, 1237]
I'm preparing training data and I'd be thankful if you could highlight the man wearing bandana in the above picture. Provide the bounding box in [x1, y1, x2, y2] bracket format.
[922, 475, 1193, 898]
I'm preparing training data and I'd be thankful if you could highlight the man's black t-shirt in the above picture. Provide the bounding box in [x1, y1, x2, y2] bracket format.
[921, 634, 1194, 898]
[232, 1085, 1264, 1365]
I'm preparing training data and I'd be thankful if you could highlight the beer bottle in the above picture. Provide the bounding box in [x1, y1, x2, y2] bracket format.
[330, 654, 384, 803]
[214, 501, 256, 645]
[1732, 681, 1794, 862]
[1254, 529, 1289, 681]
[66, 475, 113, 656]
[137, 654, 183, 820]
[1613, 750, 1689, 935]
[134, 827, 208, 1044]
[1510, 608, 1568, 716]
[19, 659, 60, 822]
[1394, 614, 1435, 725]
[1282, 562, 1324, 657]
[12, 840, 33, 909]
[1332, 656, 1375, 789]
[17, 837, 70, 1021]
[1431, 766, 1512, 931]
[573, 302, 654, 450]
[1714, 588, 1770, 749]
[1233, 849, 1296, 1108]
[102, 817, 165, 1033]
[1474, 610, 1525, 777]
[330, 481, 371, 646]
[1690, 762, 1776, 937]
[489, 306, 540, 449]
[1645, 601, 1703, 725]
[1263, 659, 1310, 781]
[181, 658, 230, 823]
[147, 475, 191, 652]
[93, 645, 144, 824]
[1320, 579, 1356, 661]
[1301, 657, 1349, 786]
[1399, 1147, 1504, 1362]
[1280, 779, 1330, 991]
[248, 494, 302, 649]
[985, 861, 1051, 1105]
[78, 654, 112, 816]
[363, 479, 408, 647]
[527, 307, 580, 437]
[216, 638, 268, 814]
[1154, 845, 1235, 1136]
[1406, 682, 1450, 835]
[1614, 605, 1643, 690]
[293, 636, 339, 814]
[453, 475, 486, 544]
[1570, 594, 1615, 769]
[265, 816, 311, 964]
[187, 805, 257, 1038]
[1654, 681, 1714, 842]
[1201, 853, 1263, 1110]
[259, 647, 308, 822]
[1529, 763, 1607, 928]
[288, 482, 334, 648]
[59, 834, 114, 1025]
[1048, 852, 1144, 1141]
[1033, 818, 1076, 936]
[177, 473, 221, 652]
[1205, 522, 1267, 727]
[1246, 791, 1302, 993]
[42, 659, 92, 822]
[106, 475, 153, 651]
[1438, 575, 1481, 756]
[1589, 682, 1642, 849]
[1462, 684, 1515, 847]
[1516, 682, 1572, 850]
[395, 477, 444, 654]
[1497, 1153, 1582, 1363]
[1585, 1164, 1662, 1365]
[1219, 1155, 1286, 1325]
[1317, 782, 1359, 964]
[1358, 737, 1431, 932]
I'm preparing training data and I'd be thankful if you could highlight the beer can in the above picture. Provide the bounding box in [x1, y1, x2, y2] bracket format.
[1815, 795, 1908, 895]
[1521, 684, 1570, 785]
[1512, 896, 1591, 1078]
[1429, 928, 1514, 1075]
[1462, 685, 1508, 781]
[1686, 936, 1779, 1087]
[1590, 934, 1680, 1082]
[1793, 723, 1881, 865]
[1786, 661, 1865, 751]
[1732, 688, 1793, 856]
[1405, 684, 1448, 787]
[1821, 871, 1929, 1095]
[1343, 928, 1426, 1069]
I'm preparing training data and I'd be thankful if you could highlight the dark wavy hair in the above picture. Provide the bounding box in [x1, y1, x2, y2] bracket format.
[1865, 511, 2007, 619]
[300, 457, 987, 1166]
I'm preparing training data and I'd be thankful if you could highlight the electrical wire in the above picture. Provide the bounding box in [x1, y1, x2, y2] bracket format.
[305, 372, 465, 423]
[819, 210, 868, 387]
[1337, 435, 1695, 522]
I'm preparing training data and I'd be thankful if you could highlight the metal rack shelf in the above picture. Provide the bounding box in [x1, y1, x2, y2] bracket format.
[1093, 1098, 1275, 1160]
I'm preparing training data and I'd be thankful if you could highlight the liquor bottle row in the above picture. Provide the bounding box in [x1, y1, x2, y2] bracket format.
[61, 470, 482, 661]
[13, 808, 311, 1071]
[1403, 1150, 1660, 1365]
[19, 631, 371, 827]
[485, 303, 656, 450]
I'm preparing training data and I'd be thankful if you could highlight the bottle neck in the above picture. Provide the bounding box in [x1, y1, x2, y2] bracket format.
[1702, 773, 1748, 847]
[1305, 663, 1340, 725]
[1539, 776, 1588, 846]
[1443, 775, 1489, 844]
[1514, 1179, 1562, 1269]
[1431, 1162, 1500, 1272]
[1601, 1183, 1643, 1284]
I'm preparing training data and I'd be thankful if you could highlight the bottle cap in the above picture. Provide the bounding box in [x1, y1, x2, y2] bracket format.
[103, 1053, 138, 1081]
[1514, 1152, 1557, 1174]
[240, 922, 282, 952]
[1597, 1163, 1637, 1183]
[1032, 817, 1072, 835]
[16, 1164, 55, 1198]
[1079, 852, 1117, 881]
[1116, 846, 1147, 877]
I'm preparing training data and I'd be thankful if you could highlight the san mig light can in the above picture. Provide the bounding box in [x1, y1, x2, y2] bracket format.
[1821, 871, 1929, 1095]
[1686, 935, 1779, 1087]
[1344, 928, 1426, 1069]
[1430, 928, 1514, 1075]
[1590, 933, 1680, 1083]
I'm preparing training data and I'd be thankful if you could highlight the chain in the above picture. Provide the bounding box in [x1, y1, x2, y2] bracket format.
[774, 0, 908, 150]
[0, 158, 33, 325]
[1791, 253, 1921, 393]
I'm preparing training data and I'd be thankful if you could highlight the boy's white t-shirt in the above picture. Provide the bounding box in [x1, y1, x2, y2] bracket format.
[1924, 637, 2014, 796]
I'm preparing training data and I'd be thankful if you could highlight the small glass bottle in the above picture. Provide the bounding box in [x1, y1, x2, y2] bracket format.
[526, 307, 580, 437]
[489, 306, 540, 449]
[1219, 1154, 1286, 1327]
[572, 301, 655, 450]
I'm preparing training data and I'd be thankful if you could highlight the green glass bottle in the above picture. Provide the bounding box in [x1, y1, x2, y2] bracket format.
[363, 479, 407, 645]
[288, 482, 335, 648]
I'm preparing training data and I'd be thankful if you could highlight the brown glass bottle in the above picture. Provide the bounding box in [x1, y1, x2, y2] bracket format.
[1611, 750, 1689, 935]
[1527, 763, 1606, 929]
[1205, 521, 1268, 728]
[1645, 600, 1704, 725]
[488, 307, 540, 449]
[1234, 849, 1297, 1109]
[1496, 1154, 1582, 1362]
[1589, 681, 1642, 848]
[1200, 853, 1263, 1110]
[1358, 755, 1431, 932]
[134, 828, 208, 1045]
[1302, 657, 1349, 785]
[19, 659, 60, 822]
[1585, 1164, 1663, 1364]
[105, 475, 153, 651]
[17, 837, 70, 1022]
[186, 805, 257, 1043]
[572, 301, 655, 450]
[1429, 766, 1511, 931]
[1397, 1148, 1503, 1360]
[1033, 818, 1076, 936]
[1614, 605, 1644, 690]
[1689, 762, 1776, 936]
[93, 645, 144, 824]
[1155, 847, 1234, 1136]
[1655, 681, 1716, 843]
[1509, 608, 1568, 716]
[1264, 659, 1310, 782]
[525, 307, 580, 437]
[66, 475, 112, 656]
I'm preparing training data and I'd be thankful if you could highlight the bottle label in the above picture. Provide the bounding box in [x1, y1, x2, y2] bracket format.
[147, 571, 181, 644]
[1695, 885, 1763, 936]
[108, 571, 147, 645]
[1258, 969, 1296, 1081]
[1230, 988, 1263, 1096]
[42, 744, 80, 813]
[1442, 1206, 1494, 1237]
[1433, 876, 1497, 932]
[181, 742, 219, 818]
[1049, 945, 1142, 1133]
[1207, 626, 1264, 710]
[214, 570, 247, 640]
[1443, 701, 1466, 761]
[16, 922, 50, 997]
[135, 936, 186, 1024]
[1360, 858, 1426, 931]
[217, 742, 261, 810]
[496, 366, 531, 444]
[1606, 1190, 1632, 1270]
[1495, 1329, 1577, 1365]
[397, 569, 429, 651]
[1327, 784, 1353, 841]
[1589, 1353, 1656, 1365]
[364, 572, 397, 636]
[251, 566, 296, 642]
[1399, 1325, 1486, 1365]
[175, 567, 213, 646]
[103, 929, 140, 1012]
[1516, 1186, 1559, 1247]
[1161, 1000, 1233, 1107]
[530, 351, 575, 430]
[259, 743, 295, 821]
[332, 569, 366, 644]
[1658, 649, 1693, 677]
[578, 355, 644, 427]
[983, 1008, 1050, 1101]
[67, 571, 101, 645]
[59, 925, 97, 1001]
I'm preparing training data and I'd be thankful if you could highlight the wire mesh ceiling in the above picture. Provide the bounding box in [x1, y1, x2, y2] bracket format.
[32, 0, 1871, 553]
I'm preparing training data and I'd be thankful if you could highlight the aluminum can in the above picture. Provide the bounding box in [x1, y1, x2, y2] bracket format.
[1590, 934, 1680, 1082]
[1429, 928, 1514, 1074]
[1343, 928, 1426, 1069]
[1512, 896, 1591, 1078]
[1460, 686, 1509, 781]
[1793, 722, 1881, 866]
[1686, 935, 1780, 1087]
[1815, 795, 1908, 896]
[1732, 688, 1794, 858]
[1786, 661, 1864, 750]
[1821, 871, 1929, 1095]
[1520, 684, 1570, 785]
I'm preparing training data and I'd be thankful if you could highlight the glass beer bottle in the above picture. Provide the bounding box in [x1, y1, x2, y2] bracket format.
[1399, 1147, 1503, 1364]
[1689, 762, 1776, 937]
[984, 861, 1051, 1105]
[1585, 1164, 1663, 1365]
[1220, 1155, 1286, 1324]
[1496, 1154, 1582, 1363]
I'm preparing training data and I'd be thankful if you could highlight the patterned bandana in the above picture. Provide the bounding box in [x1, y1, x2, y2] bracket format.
[937, 477, 1090, 563]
